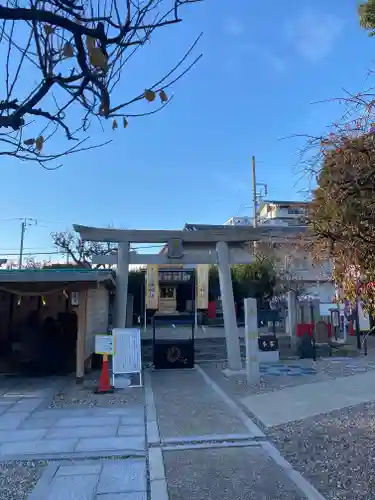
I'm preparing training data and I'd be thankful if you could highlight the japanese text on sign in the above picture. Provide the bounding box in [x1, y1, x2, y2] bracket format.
[95, 335, 114, 355]
[258, 336, 279, 352]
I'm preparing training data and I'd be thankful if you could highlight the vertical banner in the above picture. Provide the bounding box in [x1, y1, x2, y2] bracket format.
[196, 264, 209, 310]
[145, 265, 159, 309]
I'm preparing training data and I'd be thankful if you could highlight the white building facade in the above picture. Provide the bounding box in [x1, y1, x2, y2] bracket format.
[224, 200, 335, 305]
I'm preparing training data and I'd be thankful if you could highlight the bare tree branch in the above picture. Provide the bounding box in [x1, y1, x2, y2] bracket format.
[0, 0, 203, 167]
[52, 229, 117, 268]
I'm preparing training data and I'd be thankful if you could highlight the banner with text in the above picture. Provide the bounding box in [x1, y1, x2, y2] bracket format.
[196, 264, 209, 310]
[146, 264, 159, 309]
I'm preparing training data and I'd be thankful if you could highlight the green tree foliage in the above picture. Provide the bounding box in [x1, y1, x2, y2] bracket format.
[359, 0, 375, 33]
[208, 260, 277, 304]
[232, 261, 277, 304]
[310, 134, 375, 312]
[306, 0, 375, 313]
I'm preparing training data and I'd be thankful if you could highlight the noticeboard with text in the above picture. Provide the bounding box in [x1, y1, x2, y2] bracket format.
[95, 334, 114, 355]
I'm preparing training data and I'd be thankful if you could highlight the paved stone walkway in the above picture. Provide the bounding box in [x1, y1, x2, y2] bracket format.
[28, 458, 147, 500]
[0, 376, 148, 500]
[0, 399, 145, 458]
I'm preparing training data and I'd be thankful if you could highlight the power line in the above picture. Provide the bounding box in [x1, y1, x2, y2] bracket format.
[0, 251, 62, 257]
[0, 246, 58, 251]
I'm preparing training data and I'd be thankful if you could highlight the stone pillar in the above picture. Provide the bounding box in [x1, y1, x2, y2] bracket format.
[287, 290, 298, 349]
[115, 241, 130, 328]
[244, 297, 260, 384]
[216, 241, 241, 370]
[76, 290, 88, 383]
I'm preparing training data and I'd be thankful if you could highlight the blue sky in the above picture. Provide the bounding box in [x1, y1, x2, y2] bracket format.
[0, 0, 374, 262]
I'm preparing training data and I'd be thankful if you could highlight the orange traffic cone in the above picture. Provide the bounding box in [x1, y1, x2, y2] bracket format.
[94, 354, 114, 394]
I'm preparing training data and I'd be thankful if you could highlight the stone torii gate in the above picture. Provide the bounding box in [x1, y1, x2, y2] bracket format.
[73, 224, 306, 370]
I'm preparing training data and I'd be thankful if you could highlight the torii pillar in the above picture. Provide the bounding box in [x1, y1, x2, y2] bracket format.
[115, 242, 130, 328]
[216, 241, 242, 370]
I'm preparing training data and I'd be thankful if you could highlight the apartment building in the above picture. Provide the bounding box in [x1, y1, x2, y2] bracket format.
[224, 200, 334, 303]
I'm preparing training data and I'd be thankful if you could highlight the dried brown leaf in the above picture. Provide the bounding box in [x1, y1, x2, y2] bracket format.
[159, 90, 168, 103]
[44, 25, 55, 35]
[86, 36, 96, 51]
[144, 89, 156, 102]
[63, 42, 74, 58]
[35, 136, 44, 152]
[89, 48, 108, 71]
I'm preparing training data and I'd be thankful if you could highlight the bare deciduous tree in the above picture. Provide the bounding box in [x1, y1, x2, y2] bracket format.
[23, 256, 45, 268]
[52, 230, 117, 267]
[0, 0, 202, 168]
[252, 240, 308, 296]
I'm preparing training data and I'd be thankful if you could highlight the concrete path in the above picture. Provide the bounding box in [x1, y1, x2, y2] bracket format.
[146, 366, 328, 500]
[150, 368, 260, 440]
[241, 370, 375, 427]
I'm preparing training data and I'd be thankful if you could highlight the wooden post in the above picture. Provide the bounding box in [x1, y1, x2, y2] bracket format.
[76, 289, 88, 384]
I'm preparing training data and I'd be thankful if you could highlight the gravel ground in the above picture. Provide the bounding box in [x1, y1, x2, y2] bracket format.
[163, 446, 305, 500]
[0, 461, 46, 500]
[269, 401, 375, 500]
[48, 377, 144, 409]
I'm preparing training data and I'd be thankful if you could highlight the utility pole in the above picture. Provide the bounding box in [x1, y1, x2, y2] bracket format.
[252, 155, 257, 227]
[19, 218, 37, 268]
[19, 220, 26, 269]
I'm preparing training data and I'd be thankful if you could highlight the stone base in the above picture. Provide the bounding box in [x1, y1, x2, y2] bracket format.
[257, 351, 279, 363]
[223, 368, 245, 377]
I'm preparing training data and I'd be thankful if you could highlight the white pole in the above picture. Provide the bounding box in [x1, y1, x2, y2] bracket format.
[244, 297, 260, 384]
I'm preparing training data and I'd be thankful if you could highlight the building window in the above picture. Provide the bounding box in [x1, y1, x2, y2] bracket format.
[288, 208, 301, 215]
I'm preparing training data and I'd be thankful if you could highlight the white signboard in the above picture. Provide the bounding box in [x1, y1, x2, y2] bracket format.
[95, 334, 114, 355]
[112, 328, 142, 387]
